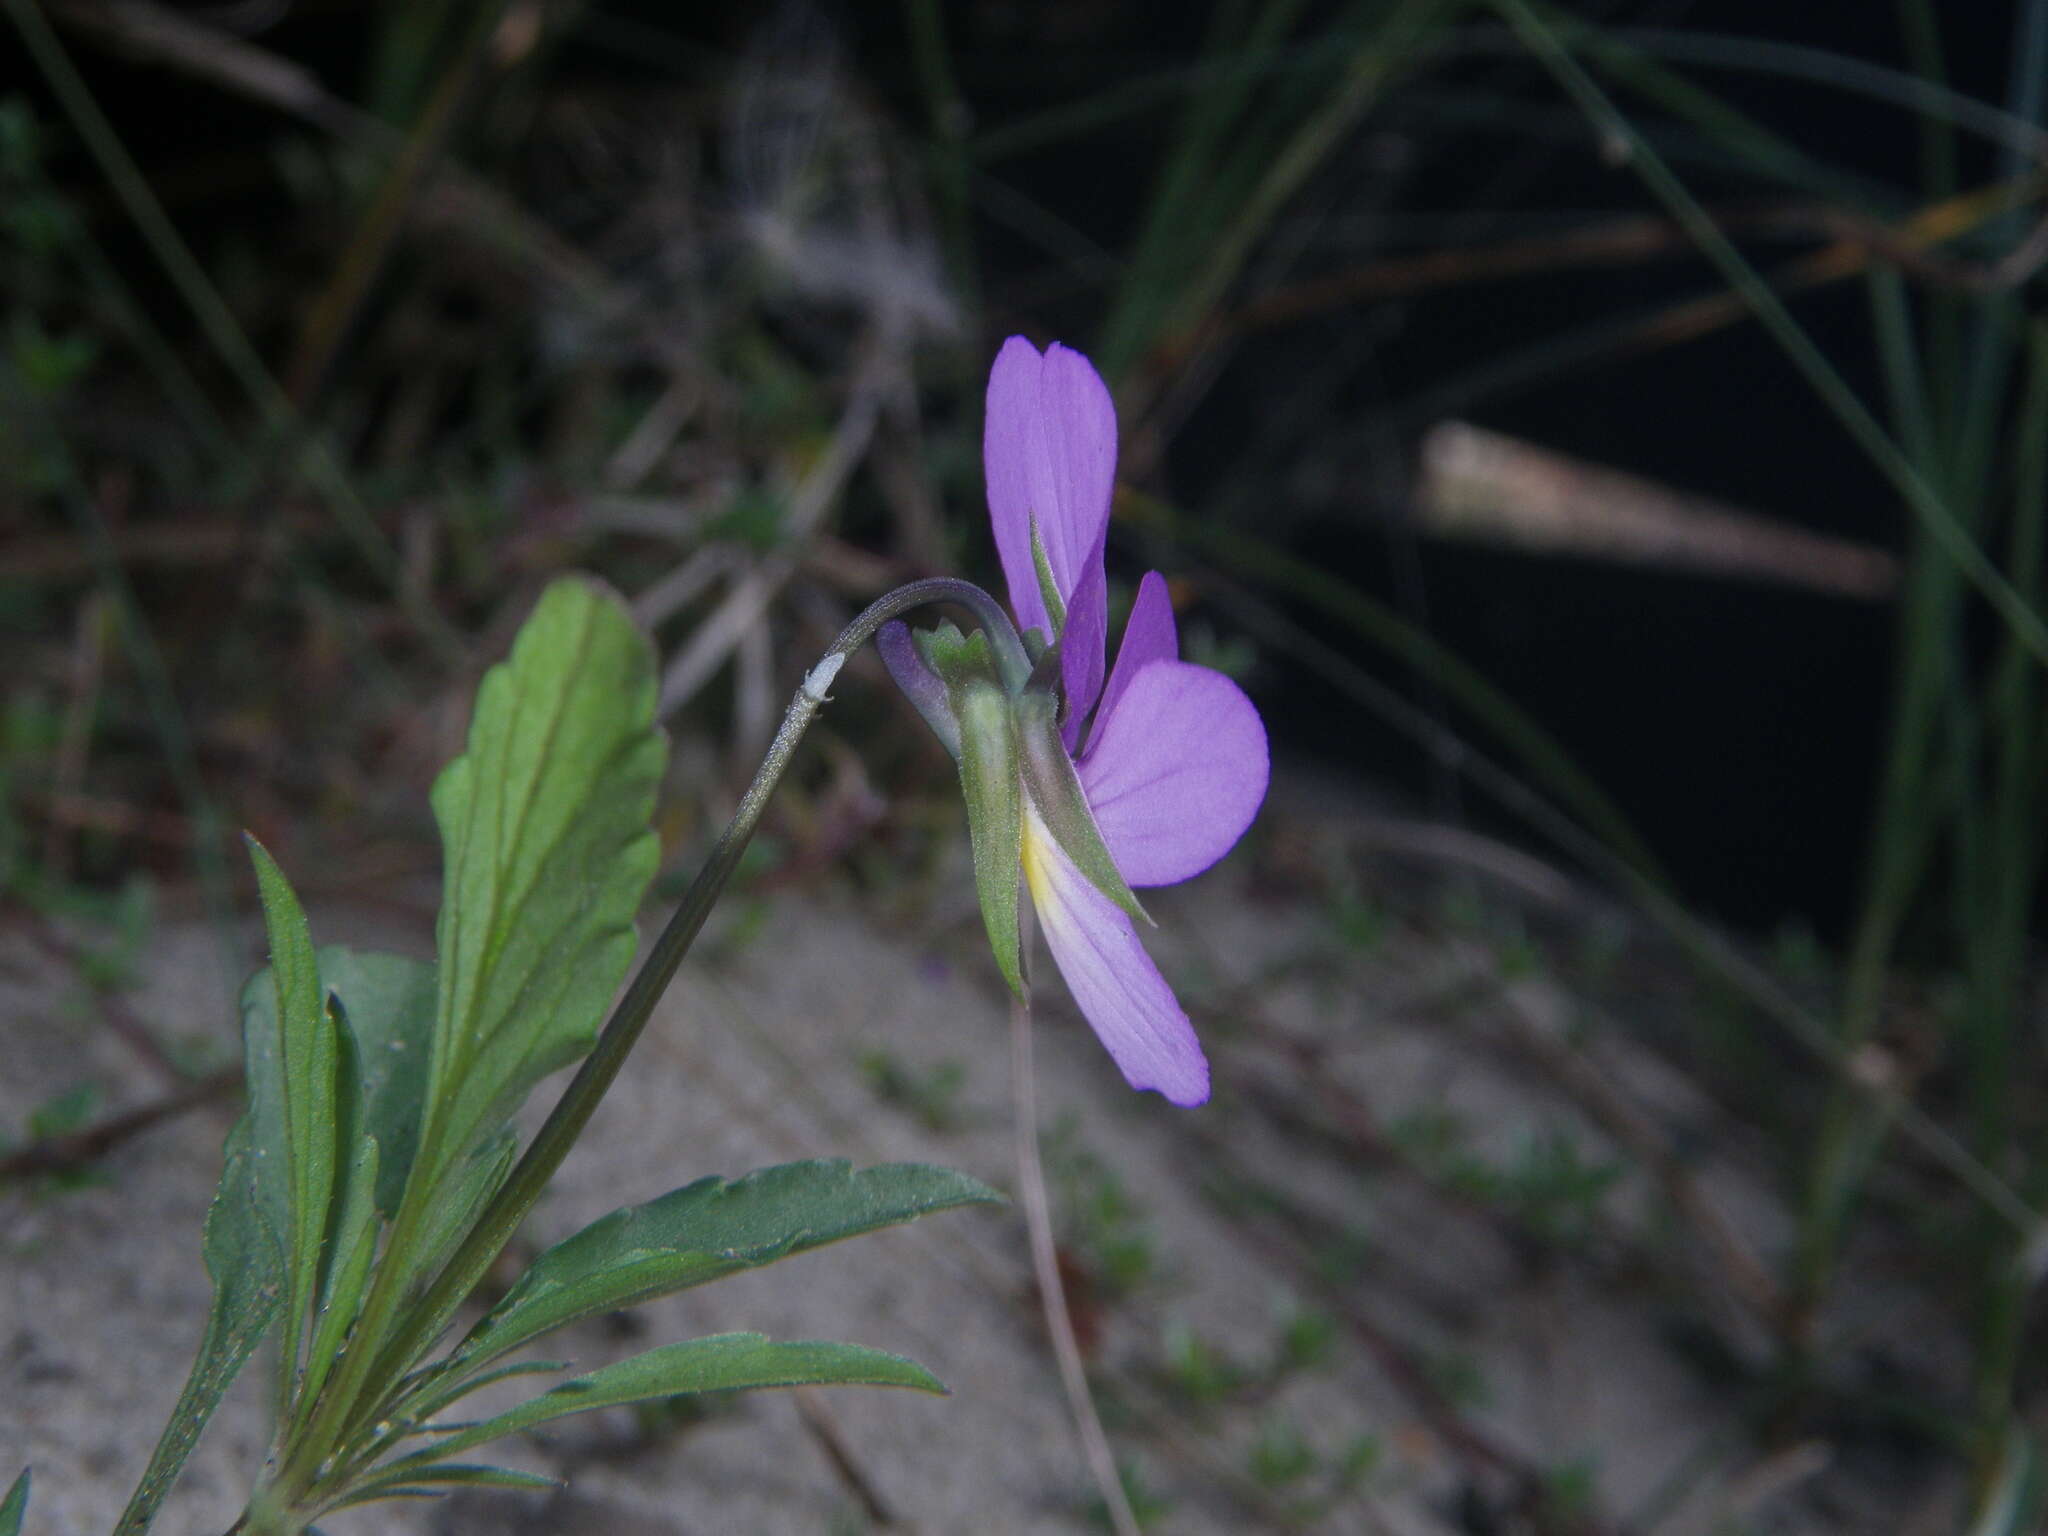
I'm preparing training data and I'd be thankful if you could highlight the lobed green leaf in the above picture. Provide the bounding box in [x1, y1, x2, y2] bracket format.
[413, 578, 665, 1194]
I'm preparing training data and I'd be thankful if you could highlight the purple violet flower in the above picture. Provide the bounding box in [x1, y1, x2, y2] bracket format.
[890, 336, 1267, 1106]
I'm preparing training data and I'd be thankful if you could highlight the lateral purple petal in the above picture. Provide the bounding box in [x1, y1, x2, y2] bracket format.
[1024, 808, 1210, 1106]
[1078, 660, 1268, 888]
[1059, 557, 1108, 748]
[1084, 570, 1177, 757]
[983, 337, 1116, 643]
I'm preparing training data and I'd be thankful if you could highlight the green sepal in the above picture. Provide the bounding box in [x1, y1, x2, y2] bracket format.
[914, 620, 1004, 695]
[1021, 637, 1071, 734]
[1014, 691, 1149, 926]
[953, 683, 1026, 996]
[917, 625, 1027, 994]
[1029, 514, 1067, 636]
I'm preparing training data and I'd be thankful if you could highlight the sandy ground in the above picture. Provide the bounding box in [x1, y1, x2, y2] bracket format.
[0, 779, 1962, 1535]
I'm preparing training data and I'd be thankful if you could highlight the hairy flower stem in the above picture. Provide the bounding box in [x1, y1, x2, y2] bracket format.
[277, 579, 1025, 1505]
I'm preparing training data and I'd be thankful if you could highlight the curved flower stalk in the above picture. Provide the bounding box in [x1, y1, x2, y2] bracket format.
[885, 337, 1268, 1105]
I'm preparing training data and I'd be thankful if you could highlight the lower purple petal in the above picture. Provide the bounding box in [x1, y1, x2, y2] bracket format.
[1023, 807, 1209, 1106]
[1078, 660, 1267, 888]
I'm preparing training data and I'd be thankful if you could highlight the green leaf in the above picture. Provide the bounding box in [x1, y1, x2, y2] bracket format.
[299, 1132, 380, 1418]
[247, 837, 339, 1381]
[414, 578, 664, 1191]
[392, 1359, 569, 1425]
[113, 1108, 287, 1534]
[120, 950, 436, 1531]
[330, 1462, 559, 1511]
[315, 948, 436, 1215]
[1, 1470, 28, 1536]
[383, 1334, 943, 1468]
[412, 1127, 518, 1285]
[439, 1161, 1002, 1388]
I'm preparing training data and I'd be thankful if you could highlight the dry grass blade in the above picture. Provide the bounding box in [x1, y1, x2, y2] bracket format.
[1418, 421, 1898, 597]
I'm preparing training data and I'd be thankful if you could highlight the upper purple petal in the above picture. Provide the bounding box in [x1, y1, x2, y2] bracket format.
[984, 337, 1116, 652]
[1078, 660, 1268, 888]
[1023, 806, 1209, 1105]
[1084, 570, 1177, 757]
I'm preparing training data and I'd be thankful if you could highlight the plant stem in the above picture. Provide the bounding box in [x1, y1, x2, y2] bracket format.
[1010, 916, 1141, 1536]
[292, 577, 1025, 1495]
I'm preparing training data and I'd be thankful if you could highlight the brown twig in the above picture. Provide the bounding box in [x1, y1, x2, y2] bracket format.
[1157, 179, 2046, 372]
[0, 518, 244, 581]
[0, 1068, 240, 1183]
[1462, 946, 1790, 1334]
[1195, 1145, 1615, 1536]
[791, 1387, 903, 1530]
[8, 903, 186, 1083]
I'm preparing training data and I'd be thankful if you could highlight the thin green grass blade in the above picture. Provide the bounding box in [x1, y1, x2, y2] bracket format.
[1495, 0, 2048, 670]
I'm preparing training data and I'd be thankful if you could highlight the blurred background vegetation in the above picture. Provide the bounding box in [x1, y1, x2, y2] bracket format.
[5, 0, 2048, 1530]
